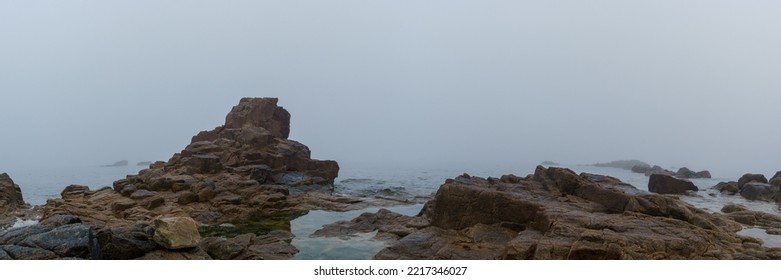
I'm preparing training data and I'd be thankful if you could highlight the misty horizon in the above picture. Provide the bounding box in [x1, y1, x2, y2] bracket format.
[2, 1, 780, 179]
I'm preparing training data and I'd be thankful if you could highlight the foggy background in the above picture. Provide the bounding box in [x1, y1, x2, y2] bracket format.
[1, 1, 780, 178]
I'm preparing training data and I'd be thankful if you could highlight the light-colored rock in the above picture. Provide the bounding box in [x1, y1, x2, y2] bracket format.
[152, 217, 201, 249]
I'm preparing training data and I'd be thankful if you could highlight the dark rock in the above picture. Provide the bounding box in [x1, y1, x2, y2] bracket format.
[713, 182, 739, 195]
[0, 245, 57, 260]
[738, 174, 768, 190]
[95, 223, 158, 260]
[648, 174, 699, 194]
[770, 177, 781, 188]
[17, 223, 98, 259]
[771, 171, 781, 182]
[739, 182, 780, 202]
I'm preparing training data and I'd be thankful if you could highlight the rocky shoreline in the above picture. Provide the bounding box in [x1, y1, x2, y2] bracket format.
[3, 98, 781, 259]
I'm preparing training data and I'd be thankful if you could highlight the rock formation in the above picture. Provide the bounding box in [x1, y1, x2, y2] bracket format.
[316, 166, 781, 260]
[1, 97, 367, 259]
[629, 164, 711, 179]
[648, 174, 699, 195]
[713, 173, 781, 203]
[0, 173, 25, 216]
[0, 173, 31, 228]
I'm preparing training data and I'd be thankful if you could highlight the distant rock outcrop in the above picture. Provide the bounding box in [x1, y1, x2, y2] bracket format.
[592, 160, 649, 170]
[675, 167, 712, 179]
[630, 164, 711, 179]
[102, 160, 129, 167]
[540, 161, 559, 166]
[317, 166, 778, 259]
[136, 161, 153, 167]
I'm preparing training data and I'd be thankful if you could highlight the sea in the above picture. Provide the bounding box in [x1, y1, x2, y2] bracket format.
[3, 162, 781, 258]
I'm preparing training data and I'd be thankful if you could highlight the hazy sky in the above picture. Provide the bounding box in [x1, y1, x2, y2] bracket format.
[1, 1, 780, 177]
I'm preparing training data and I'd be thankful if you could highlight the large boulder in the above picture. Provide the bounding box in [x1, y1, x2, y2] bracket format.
[0, 173, 25, 215]
[648, 174, 699, 194]
[739, 182, 780, 202]
[738, 174, 768, 190]
[712, 181, 739, 195]
[152, 217, 201, 250]
[0, 215, 100, 259]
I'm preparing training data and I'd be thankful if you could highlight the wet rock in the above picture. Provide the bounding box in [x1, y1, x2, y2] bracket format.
[0, 245, 57, 260]
[152, 217, 201, 249]
[371, 166, 763, 260]
[0, 215, 99, 259]
[312, 208, 417, 240]
[738, 174, 768, 190]
[648, 174, 698, 194]
[200, 231, 298, 260]
[713, 182, 740, 195]
[16, 223, 98, 259]
[739, 183, 780, 202]
[95, 223, 158, 259]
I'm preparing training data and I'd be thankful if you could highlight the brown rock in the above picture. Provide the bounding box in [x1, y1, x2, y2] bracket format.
[152, 217, 201, 250]
[371, 167, 762, 260]
[648, 174, 699, 194]
[60, 185, 90, 199]
[0, 173, 25, 215]
[713, 182, 739, 195]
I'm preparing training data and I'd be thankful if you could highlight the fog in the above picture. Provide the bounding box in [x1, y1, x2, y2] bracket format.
[1, 1, 780, 178]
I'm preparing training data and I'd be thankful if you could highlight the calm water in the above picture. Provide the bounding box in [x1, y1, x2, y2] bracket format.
[3, 162, 781, 257]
